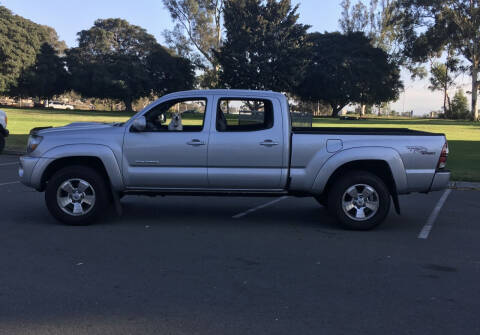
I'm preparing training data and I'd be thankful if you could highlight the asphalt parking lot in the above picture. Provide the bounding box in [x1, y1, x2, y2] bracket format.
[1, 154, 479, 335]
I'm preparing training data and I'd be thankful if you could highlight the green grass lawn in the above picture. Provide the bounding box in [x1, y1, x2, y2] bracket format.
[4, 108, 133, 150]
[3, 108, 480, 181]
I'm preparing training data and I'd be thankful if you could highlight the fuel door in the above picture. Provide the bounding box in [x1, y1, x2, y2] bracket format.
[326, 139, 343, 153]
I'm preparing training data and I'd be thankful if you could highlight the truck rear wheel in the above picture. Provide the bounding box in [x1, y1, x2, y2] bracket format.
[328, 171, 391, 230]
[0, 134, 5, 154]
[45, 166, 109, 225]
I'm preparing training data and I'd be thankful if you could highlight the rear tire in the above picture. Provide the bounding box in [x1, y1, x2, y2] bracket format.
[0, 134, 4, 154]
[45, 166, 109, 225]
[328, 171, 391, 230]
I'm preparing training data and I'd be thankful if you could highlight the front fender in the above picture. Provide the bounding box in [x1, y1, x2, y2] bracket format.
[311, 147, 408, 194]
[32, 144, 124, 191]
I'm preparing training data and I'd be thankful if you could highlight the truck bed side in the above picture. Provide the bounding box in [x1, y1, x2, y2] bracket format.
[289, 131, 447, 195]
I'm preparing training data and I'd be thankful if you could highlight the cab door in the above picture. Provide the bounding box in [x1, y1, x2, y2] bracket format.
[123, 97, 211, 189]
[207, 97, 286, 190]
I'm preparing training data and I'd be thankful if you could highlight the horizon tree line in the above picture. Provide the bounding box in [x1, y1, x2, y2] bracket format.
[1, 1, 479, 120]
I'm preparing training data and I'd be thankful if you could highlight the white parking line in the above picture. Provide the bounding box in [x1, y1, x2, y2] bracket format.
[232, 196, 289, 219]
[0, 162, 18, 167]
[418, 189, 452, 239]
[0, 181, 20, 187]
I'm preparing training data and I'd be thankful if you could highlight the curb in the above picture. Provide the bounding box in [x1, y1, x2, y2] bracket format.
[449, 181, 480, 191]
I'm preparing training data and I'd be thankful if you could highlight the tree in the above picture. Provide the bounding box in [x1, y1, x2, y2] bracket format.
[66, 19, 194, 112]
[13, 43, 69, 100]
[450, 89, 470, 119]
[339, 0, 397, 52]
[428, 52, 463, 119]
[162, 0, 224, 87]
[216, 0, 309, 93]
[296, 32, 403, 117]
[0, 6, 66, 95]
[393, 0, 480, 121]
[339, 0, 400, 115]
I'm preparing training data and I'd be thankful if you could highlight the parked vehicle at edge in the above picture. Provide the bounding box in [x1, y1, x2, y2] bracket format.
[19, 90, 450, 230]
[0, 109, 9, 154]
[48, 101, 74, 110]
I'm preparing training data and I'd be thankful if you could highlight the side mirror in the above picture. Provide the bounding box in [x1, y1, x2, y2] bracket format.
[132, 116, 146, 132]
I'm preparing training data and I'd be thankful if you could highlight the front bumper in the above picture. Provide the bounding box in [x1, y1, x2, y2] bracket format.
[19, 156, 41, 189]
[429, 170, 451, 192]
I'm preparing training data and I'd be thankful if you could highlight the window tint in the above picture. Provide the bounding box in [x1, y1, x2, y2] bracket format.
[216, 99, 274, 132]
[143, 99, 206, 132]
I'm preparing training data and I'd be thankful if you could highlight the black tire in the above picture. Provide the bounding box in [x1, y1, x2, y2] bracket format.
[0, 134, 4, 154]
[328, 171, 391, 230]
[314, 195, 328, 207]
[45, 166, 110, 225]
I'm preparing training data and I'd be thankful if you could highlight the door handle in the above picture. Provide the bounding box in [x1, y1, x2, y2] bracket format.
[187, 139, 206, 146]
[260, 140, 279, 147]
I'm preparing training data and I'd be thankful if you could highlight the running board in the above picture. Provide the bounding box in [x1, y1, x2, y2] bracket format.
[123, 189, 289, 197]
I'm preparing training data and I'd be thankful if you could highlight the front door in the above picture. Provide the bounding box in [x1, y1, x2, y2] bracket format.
[207, 97, 285, 190]
[123, 98, 210, 189]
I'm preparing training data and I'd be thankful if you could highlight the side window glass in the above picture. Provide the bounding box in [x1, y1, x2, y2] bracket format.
[143, 99, 206, 132]
[216, 99, 274, 132]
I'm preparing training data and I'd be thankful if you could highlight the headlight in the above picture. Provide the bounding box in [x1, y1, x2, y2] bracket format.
[26, 135, 43, 153]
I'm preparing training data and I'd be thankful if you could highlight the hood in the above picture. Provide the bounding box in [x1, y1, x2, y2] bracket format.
[34, 122, 119, 136]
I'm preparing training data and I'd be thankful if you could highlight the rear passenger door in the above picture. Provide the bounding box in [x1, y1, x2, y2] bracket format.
[207, 97, 285, 190]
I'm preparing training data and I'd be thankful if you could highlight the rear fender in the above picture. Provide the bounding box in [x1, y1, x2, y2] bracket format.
[311, 147, 408, 195]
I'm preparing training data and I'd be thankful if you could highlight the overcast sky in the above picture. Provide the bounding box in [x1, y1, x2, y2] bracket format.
[2, 0, 471, 115]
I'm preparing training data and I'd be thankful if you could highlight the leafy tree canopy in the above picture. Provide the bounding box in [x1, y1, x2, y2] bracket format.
[392, 0, 480, 120]
[162, 0, 224, 88]
[339, 0, 397, 53]
[296, 32, 403, 117]
[12, 43, 69, 100]
[450, 89, 470, 120]
[66, 18, 194, 112]
[0, 6, 66, 94]
[216, 0, 310, 93]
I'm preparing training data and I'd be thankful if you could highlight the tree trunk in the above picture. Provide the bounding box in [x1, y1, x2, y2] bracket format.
[472, 65, 479, 121]
[331, 105, 342, 118]
[124, 98, 133, 113]
[360, 104, 366, 117]
[443, 84, 448, 118]
[446, 93, 451, 114]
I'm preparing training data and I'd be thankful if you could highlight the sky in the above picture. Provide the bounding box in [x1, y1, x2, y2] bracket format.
[1, 0, 471, 115]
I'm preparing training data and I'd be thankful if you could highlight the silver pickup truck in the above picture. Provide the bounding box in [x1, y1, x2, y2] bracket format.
[19, 90, 450, 229]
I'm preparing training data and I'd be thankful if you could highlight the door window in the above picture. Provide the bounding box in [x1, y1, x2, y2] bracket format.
[142, 99, 206, 132]
[216, 99, 274, 132]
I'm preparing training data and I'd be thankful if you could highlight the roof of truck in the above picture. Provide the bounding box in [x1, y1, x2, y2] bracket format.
[162, 89, 287, 99]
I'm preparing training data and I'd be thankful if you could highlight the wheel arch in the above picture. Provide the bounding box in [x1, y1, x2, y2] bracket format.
[311, 148, 407, 214]
[35, 144, 124, 192]
[321, 160, 401, 213]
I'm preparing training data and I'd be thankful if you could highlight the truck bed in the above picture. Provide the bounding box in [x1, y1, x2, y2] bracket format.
[292, 127, 442, 136]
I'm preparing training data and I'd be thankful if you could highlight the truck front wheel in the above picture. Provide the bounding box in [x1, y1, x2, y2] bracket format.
[328, 171, 391, 230]
[45, 166, 109, 225]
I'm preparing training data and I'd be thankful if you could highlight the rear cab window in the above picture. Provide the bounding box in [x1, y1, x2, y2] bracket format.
[216, 98, 274, 132]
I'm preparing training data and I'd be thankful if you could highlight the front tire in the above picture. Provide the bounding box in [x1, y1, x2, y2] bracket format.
[45, 166, 109, 225]
[328, 171, 391, 230]
[0, 134, 4, 154]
